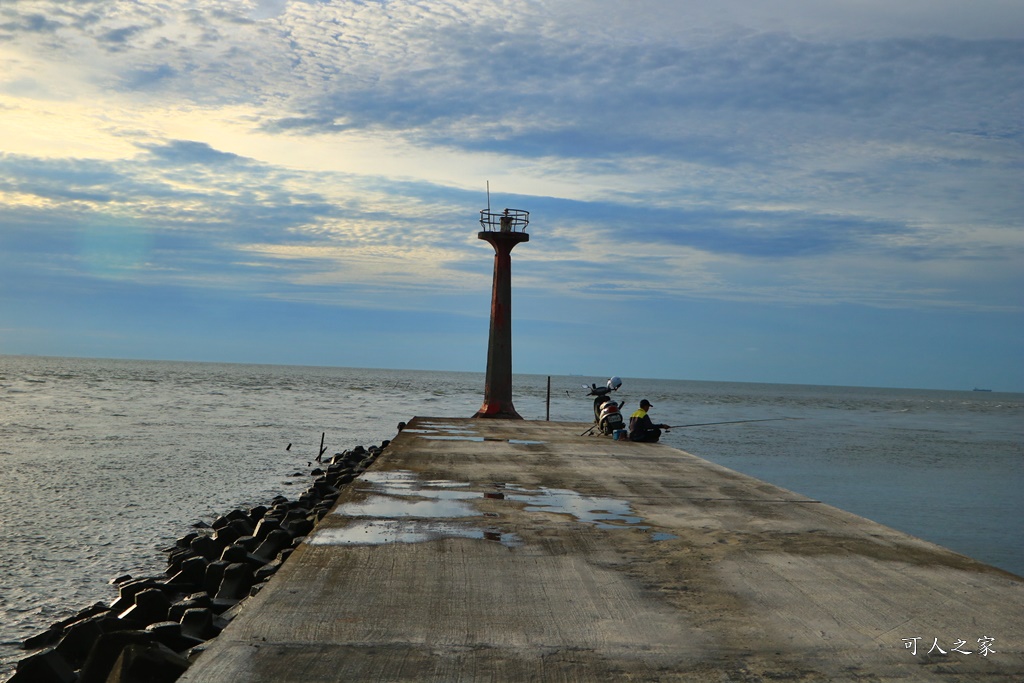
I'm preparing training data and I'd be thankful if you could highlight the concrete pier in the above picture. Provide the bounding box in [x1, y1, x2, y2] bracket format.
[180, 418, 1024, 682]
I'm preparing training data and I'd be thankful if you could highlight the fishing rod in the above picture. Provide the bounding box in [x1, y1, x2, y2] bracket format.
[665, 417, 800, 429]
[584, 417, 797, 438]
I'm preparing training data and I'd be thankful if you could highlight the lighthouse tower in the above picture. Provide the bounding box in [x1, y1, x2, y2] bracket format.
[473, 207, 530, 419]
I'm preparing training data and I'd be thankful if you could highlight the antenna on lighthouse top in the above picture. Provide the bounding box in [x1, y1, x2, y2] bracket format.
[486, 180, 491, 212]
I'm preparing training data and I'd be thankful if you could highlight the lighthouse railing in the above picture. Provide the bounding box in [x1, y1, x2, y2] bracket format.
[479, 208, 530, 233]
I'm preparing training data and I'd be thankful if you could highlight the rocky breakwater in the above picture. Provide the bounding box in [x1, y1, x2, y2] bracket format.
[6, 442, 387, 683]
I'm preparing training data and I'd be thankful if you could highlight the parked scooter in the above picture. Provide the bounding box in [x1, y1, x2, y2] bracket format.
[584, 377, 626, 436]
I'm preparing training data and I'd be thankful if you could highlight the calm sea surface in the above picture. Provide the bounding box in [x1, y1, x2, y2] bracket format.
[1, 356, 1021, 676]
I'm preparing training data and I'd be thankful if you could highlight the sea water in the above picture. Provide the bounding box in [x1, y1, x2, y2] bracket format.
[1, 356, 1021, 676]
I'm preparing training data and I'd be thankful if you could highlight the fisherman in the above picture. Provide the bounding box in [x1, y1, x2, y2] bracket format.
[629, 399, 669, 442]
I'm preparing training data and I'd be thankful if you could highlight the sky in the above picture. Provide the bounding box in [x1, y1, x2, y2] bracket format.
[1, 0, 1022, 391]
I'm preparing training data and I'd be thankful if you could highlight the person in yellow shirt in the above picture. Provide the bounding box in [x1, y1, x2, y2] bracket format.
[628, 399, 669, 442]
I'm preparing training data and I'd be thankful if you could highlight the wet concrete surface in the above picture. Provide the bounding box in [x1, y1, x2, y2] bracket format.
[180, 417, 1024, 682]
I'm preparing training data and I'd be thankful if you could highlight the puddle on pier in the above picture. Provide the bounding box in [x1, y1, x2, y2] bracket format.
[421, 435, 488, 441]
[309, 519, 520, 548]
[315, 470, 515, 547]
[338, 495, 477, 518]
[405, 422, 547, 446]
[487, 481, 675, 540]
[500, 485, 645, 529]
[313, 469, 673, 547]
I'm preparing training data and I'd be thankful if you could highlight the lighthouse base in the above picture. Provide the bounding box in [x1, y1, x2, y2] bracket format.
[472, 401, 523, 419]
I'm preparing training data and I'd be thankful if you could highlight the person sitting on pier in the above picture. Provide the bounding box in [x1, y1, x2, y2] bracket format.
[629, 399, 669, 442]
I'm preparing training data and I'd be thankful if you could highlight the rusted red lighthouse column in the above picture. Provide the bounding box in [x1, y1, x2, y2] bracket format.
[473, 208, 530, 419]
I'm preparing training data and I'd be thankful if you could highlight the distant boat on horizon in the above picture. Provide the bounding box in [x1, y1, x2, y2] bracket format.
[973, 388, 993, 392]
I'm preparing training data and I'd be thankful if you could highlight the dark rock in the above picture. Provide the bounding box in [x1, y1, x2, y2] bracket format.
[228, 517, 255, 538]
[166, 547, 195, 574]
[212, 524, 241, 546]
[144, 621, 205, 653]
[118, 588, 171, 626]
[253, 529, 293, 562]
[105, 641, 190, 683]
[284, 508, 310, 522]
[185, 643, 208, 663]
[22, 626, 61, 651]
[285, 517, 314, 538]
[202, 560, 230, 597]
[179, 607, 220, 641]
[225, 509, 248, 523]
[253, 516, 281, 540]
[234, 535, 261, 552]
[165, 555, 208, 588]
[8, 647, 76, 683]
[168, 593, 211, 623]
[55, 613, 131, 669]
[189, 533, 223, 562]
[78, 630, 153, 683]
[312, 481, 340, 497]
[216, 599, 246, 624]
[109, 579, 160, 613]
[174, 532, 199, 549]
[219, 544, 249, 563]
[253, 558, 282, 583]
[215, 562, 255, 602]
[247, 505, 267, 524]
[56, 603, 109, 631]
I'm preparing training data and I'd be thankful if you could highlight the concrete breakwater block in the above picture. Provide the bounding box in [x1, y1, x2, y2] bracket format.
[166, 555, 208, 588]
[20, 601, 109, 651]
[214, 563, 255, 602]
[118, 588, 171, 625]
[54, 613, 132, 670]
[78, 631, 156, 683]
[167, 593, 211, 623]
[179, 608, 222, 642]
[11, 438, 388, 683]
[106, 641, 191, 683]
[8, 648, 77, 683]
[253, 528, 292, 562]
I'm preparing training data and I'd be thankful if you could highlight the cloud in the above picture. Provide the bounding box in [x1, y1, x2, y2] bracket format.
[122, 63, 178, 89]
[139, 139, 245, 166]
[0, 12, 63, 34]
[0, 0, 1021, 343]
